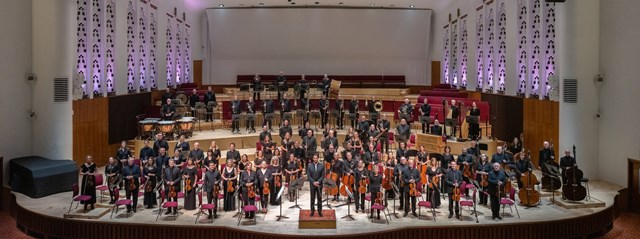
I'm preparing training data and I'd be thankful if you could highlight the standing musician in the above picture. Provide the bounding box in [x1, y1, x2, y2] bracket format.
[269, 158, 283, 205]
[204, 86, 216, 122]
[417, 145, 429, 166]
[559, 149, 576, 184]
[293, 141, 305, 161]
[354, 161, 369, 213]
[515, 150, 536, 188]
[426, 158, 443, 207]
[441, 146, 454, 171]
[357, 115, 370, 135]
[79, 155, 97, 211]
[262, 135, 275, 161]
[175, 135, 190, 159]
[297, 75, 308, 100]
[322, 129, 338, 152]
[368, 165, 384, 220]
[351, 133, 364, 157]
[281, 132, 294, 157]
[319, 95, 329, 128]
[162, 98, 176, 120]
[324, 145, 337, 164]
[280, 93, 291, 127]
[398, 98, 413, 123]
[105, 157, 121, 204]
[385, 153, 397, 199]
[367, 124, 379, 147]
[279, 119, 293, 141]
[203, 150, 219, 171]
[448, 99, 460, 136]
[246, 96, 256, 133]
[395, 118, 411, 144]
[305, 154, 324, 217]
[171, 149, 184, 166]
[276, 71, 286, 101]
[263, 97, 275, 131]
[476, 154, 491, 205]
[419, 98, 432, 134]
[163, 159, 182, 215]
[226, 143, 241, 163]
[403, 159, 420, 217]
[300, 95, 311, 127]
[221, 160, 237, 212]
[203, 161, 221, 219]
[161, 88, 173, 106]
[182, 158, 197, 210]
[488, 162, 507, 220]
[256, 161, 272, 213]
[153, 133, 169, 156]
[142, 158, 157, 209]
[285, 154, 301, 201]
[365, 96, 380, 123]
[139, 139, 155, 163]
[321, 74, 331, 97]
[348, 96, 360, 129]
[123, 157, 141, 213]
[240, 163, 257, 219]
[538, 141, 555, 169]
[467, 140, 481, 158]
[189, 142, 204, 167]
[331, 152, 345, 201]
[445, 161, 462, 219]
[252, 74, 262, 101]
[303, 129, 317, 163]
[155, 148, 170, 180]
[468, 102, 481, 140]
[231, 95, 241, 134]
[116, 140, 132, 173]
[457, 147, 473, 185]
[378, 114, 391, 154]
[394, 157, 408, 210]
[363, 143, 380, 167]
[335, 96, 345, 129]
[188, 89, 200, 116]
[259, 125, 272, 144]
[396, 142, 408, 160]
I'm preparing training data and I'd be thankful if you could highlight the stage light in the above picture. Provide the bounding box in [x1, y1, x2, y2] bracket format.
[259, 3, 264, 6]
[410, 5, 414, 8]
[219, 4, 224, 7]
[339, 2, 343, 5]
[370, 3, 375, 6]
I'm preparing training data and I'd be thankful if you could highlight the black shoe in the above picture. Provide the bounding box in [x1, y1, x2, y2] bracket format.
[133, 209, 137, 213]
[412, 212, 418, 217]
[91, 205, 95, 210]
[213, 214, 218, 219]
[378, 215, 381, 220]
[109, 200, 115, 204]
[398, 207, 404, 211]
[497, 216, 503, 220]
[448, 214, 453, 219]
[208, 215, 213, 219]
[456, 215, 461, 220]
[403, 212, 408, 217]
[310, 211, 315, 217]
[318, 212, 323, 217]
[127, 209, 132, 213]
[165, 210, 172, 215]
[369, 214, 373, 219]
[492, 216, 496, 220]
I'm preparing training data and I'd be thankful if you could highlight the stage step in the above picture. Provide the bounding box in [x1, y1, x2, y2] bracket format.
[298, 209, 336, 229]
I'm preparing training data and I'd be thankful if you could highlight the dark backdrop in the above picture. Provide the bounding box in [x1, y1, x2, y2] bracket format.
[109, 92, 152, 144]
[481, 94, 523, 142]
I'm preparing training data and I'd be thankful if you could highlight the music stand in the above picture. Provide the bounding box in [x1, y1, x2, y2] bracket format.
[444, 118, 457, 138]
[288, 178, 302, 210]
[322, 179, 336, 209]
[399, 113, 411, 123]
[340, 186, 356, 221]
[276, 185, 288, 221]
[232, 187, 243, 218]
[232, 114, 242, 134]
[330, 110, 339, 126]
[282, 112, 293, 123]
[388, 182, 401, 219]
[267, 85, 277, 99]
[406, 149, 418, 158]
[245, 113, 256, 133]
[310, 111, 321, 130]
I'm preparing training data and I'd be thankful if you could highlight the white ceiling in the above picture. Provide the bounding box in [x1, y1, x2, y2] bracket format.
[186, 0, 449, 10]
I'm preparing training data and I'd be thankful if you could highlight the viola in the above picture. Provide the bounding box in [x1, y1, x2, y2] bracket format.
[409, 182, 417, 197]
[480, 173, 489, 187]
[185, 177, 192, 192]
[213, 183, 220, 196]
[429, 175, 440, 189]
[358, 178, 367, 194]
[169, 184, 177, 198]
[248, 184, 256, 198]
[275, 174, 282, 188]
[227, 179, 235, 192]
[382, 167, 393, 190]
[263, 179, 270, 195]
[145, 177, 154, 192]
[129, 177, 136, 191]
[451, 181, 461, 202]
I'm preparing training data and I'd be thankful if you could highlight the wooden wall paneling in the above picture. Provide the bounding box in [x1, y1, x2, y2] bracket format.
[522, 99, 559, 167]
[628, 158, 640, 213]
[193, 60, 202, 87]
[72, 97, 110, 166]
[431, 61, 441, 86]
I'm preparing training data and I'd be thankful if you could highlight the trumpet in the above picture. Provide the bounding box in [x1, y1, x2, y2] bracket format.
[374, 101, 383, 112]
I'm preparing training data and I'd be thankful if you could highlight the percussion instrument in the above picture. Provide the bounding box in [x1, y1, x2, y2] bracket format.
[177, 117, 195, 137]
[328, 79, 341, 99]
[138, 118, 159, 139]
[158, 121, 176, 139]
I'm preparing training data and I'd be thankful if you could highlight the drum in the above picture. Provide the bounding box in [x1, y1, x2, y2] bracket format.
[158, 121, 175, 139]
[177, 117, 195, 137]
[138, 118, 159, 139]
[328, 79, 341, 99]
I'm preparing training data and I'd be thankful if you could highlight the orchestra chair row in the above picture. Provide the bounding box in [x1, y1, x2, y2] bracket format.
[69, 183, 92, 213]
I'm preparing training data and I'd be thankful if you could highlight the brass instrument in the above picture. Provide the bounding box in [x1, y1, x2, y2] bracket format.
[374, 101, 383, 112]
[247, 101, 254, 114]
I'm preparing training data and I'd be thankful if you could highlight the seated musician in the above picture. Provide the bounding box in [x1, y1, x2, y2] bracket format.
[161, 98, 175, 120]
[259, 125, 272, 145]
[246, 96, 256, 133]
[491, 146, 513, 168]
[395, 118, 411, 144]
[538, 141, 555, 169]
[514, 151, 535, 188]
[252, 73, 261, 100]
[559, 149, 576, 184]
[419, 98, 431, 134]
[468, 102, 481, 140]
[397, 98, 413, 123]
[430, 119, 443, 135]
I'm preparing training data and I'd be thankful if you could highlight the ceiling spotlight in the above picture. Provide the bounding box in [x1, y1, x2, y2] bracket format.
[339, 2, 343, 5]
[291, 2, 296, 4]
[370, 3, 375, 6]
[410, 5, 414, 8]
[219, 4, 224, 7]
[259, 3, 264, 5]
[315, 2, 319, 4]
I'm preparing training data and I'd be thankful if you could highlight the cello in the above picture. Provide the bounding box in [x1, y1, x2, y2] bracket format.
[340, 174, 355, 197]
[562, 145, 587, 201]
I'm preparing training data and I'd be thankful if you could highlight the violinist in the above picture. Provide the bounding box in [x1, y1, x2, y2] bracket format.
[385, 152, 397, 199]
[402, 159, 420, 217]
[189, 142, 204, 168]
[331, 152, 345, 201]
[171, 149, 184, 167]
[80, 155, 97, 210]
[139, 139, 155, 163]
[491, 146, 513, 170]
[417, 145, 429, 166]
[182, 158, 197, 210]
[307, 154, 325, 217]
[256, 160, 272, 213]
[226, 142, 240, 163]
[203, 161, 221, 219]
[515, 150, 536, 188]
[394, 157, 408, 210]
[354, 160, 369, 213]
[105, 156, 120, 204]
[445, 161, 462, 219]
[285, 153, 301, 201]
[363, 143, 379, 168]
[560, 149, 576, 184]
[209, 141, 222, 163]
[122, 157, 140, 213]
[488, 163, 507, 220]
[164, 159, 182, 215]
[281, 132, 294, 156]
[476, 154, 491, 205]
[269, 158, 283, 205]
[396, 142, 407, 160]
[262, 135, 275, 162]
[240, 162, 257, 219]
[142, 158, 157, 209]
[457, 147, 474, 195]
[426, 158, 443, 207]
[238, 154, 250, 172]
[221, 160, 237, 212]
[368, 165, 384, 220]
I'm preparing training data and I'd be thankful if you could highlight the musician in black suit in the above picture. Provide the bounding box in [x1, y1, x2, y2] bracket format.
[321, 74, 331, 97]
[491, 146, 511, 165]
[240, 164, 257, 219]
[445, 161, 463, 219]
[252, 74, 261, 100]
[419, 98, 431, 134]
[449, 99, 460, 136]
[280, 119, 293, 139]
[303, 129, 317, 161]
[163, 159, 182, 215]
[488, 163, 507, 220]
[162, 98, 176, 120]
[365, 96, 380, 123]
[139, 139, 155, 163]
[116, 140, 132, 170]
[155, 148, 169, 179]
[226, 143, 241, 162]
[188, 88, 199, 108]
[256, 161, 272, 213]
[230, 95, 241, 133]
[349, 96, 359, 128]
[398, 98, 413, 123]
[514, 152, 536, 188]
[378, 114, 391, 154]
[153, 133, 169, 156]
[319, 95, 329, 128]
[322, 129, 338, 151]
[122, 158, 141, 213]
[263, 98, 275, 131]
[161, 88, 173, 106]
[394, 157, 408, 210]
[538, 141, 555, 169]
[246, 97, 256, 133]
[280, 93, 291, 127]
[396, 118, 411, 144]
[276, 71, 286, 100]
[430, 120, 443, 135]
[331, 153, 344, 201]
[203, 161, 221, 218]
[559, 149, 576, 184]
[259, 125, 272, 144]
[189, 142, 205, 167]
[335, 96, 344, 129]
[204, 86, 216, 122]
[307, 154, 325, 217]
[468, 102, 481, 140]
[402, 159, 420, 217]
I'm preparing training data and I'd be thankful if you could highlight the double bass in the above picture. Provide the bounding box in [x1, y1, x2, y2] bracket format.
[562, 145, 587, 201]
[518, 149, 540, 206]
[541, 140, 562, 191]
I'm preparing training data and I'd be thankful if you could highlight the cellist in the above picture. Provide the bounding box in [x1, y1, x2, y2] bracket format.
[476, 154, 491, 206]
[341, 152, 357, 205]
[331, 152, 344, 202]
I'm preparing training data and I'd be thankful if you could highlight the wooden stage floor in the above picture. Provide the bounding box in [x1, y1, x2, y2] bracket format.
[13, 176, 621, 236]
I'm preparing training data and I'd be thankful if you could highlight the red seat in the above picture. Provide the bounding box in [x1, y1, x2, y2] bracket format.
[370, 203, 389, 225]
[110, 187, 133, 219]
[156, 190, 179, 221]
[459, 188, 478, 222]
[407, 134, 416, 149]
[68, 183, 92, 213]
[418, 190, 437, 221]
[500, 187, 520, 218]
[94, 174, 109, 203]
[195, 191, 216, 224]
[238, 205, 258, 225]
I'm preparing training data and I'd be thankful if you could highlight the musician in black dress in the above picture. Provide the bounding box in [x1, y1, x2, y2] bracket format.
[378, 114, 391, 154]
[402, 159, 420, 217]
[142, 158, 157, 209]
[419, 98, 431, 134]
[559, 149, 576, 184]
[204, 86, 216, 121]
[240, 163, 257, 219]
[276, 71, 286, 100]
[162, 98, 176, 120]
[164, 159, 182, 215]
[231, 95, 241, 133]
[385, 153, 397, 199]
[246, 96, 256, 133]
[538, 141, 555, 169]
[335, 96, 344, 129]
[319, 95, 329, 128]
[269, 158, 283, 205]
[445, 161, 462, 219]
[426, 158, 443, 207]
[182, 158, 197, 210]
[203, 161, 221, 218]
[80, 155, 97, 210]
[139, 139, 155, 163]
[468, 102, 481, 140]
[208, 142, 221, 166]
[123, 157, 141, 213]
[368, 165, 384, 219]
[508, 137, 523, 155]
[256, 161, 272, 213]
[306, 154, 325, 217]
[488, 163, 507, 220]
[475, 154, 491, 205]
[349, 96, 359, 128]
[262, 135, 275, 161]
[171, 149, 184, 167]
[252, 74, 262, 100]
[285, 153, 301, 201]
[221, 161, 237, 211]
[354, 160, 368, 213]
[105, 157, 120, 204]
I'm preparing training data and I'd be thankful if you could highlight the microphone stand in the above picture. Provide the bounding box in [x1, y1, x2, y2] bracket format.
[276, 185, 288, 221]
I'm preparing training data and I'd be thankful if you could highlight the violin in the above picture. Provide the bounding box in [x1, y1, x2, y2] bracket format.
[429, 174, 440, 189]
[169, 184, 177, 198]
[227, 179, 235, 192]
[275, 174, 282, 188]
[145, 177, 154, 192]
[185, 177, 192, 192]
[129, 173, 136, 191]
[409, 182, 417, 197]
[375, 191, 384, 205]
[451, 180, 461, 202]
[480, 173, 489, 187]
[213, 182, 220, 196]
[358, 177, 367, 194]
[263, 179, 270, 195]
[248, 184, 256, 199]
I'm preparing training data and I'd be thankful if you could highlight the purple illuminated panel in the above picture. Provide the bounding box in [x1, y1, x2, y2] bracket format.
[517, 2, 528, 96]
[475, 10, 484, 91]
[443, 25, 450, 85]
[76, 0, 89, 97]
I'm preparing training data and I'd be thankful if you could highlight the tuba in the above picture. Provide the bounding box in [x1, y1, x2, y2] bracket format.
[374, 101, 383, 112]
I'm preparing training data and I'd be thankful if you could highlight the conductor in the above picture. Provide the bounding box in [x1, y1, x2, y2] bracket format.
[307, 154, 325, 217]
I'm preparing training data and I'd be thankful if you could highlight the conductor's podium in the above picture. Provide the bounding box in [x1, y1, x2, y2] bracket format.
[298, 209, 336, 229]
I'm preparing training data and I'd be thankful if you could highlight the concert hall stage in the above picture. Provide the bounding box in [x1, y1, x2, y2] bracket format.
[11, 177, 623, 239]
